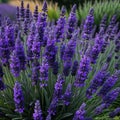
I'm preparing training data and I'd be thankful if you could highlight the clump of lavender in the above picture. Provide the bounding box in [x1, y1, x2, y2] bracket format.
[33, 100, 43, 120]
[13, 81, 24, 113]
[1, 1, 120, 120]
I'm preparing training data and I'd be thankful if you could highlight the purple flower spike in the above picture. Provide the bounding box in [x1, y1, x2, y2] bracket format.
[55, 6, 66, 42]
[45, 33, 57, 67]
[103, 87, 120, 106]
[10, 50, 20, 77]
[73, 103, 86, 120]
[13, 81, 24, 114]
[74, 55, 91, 87]
[54, 75, 65, 99]
[32, 33, 41, 59]
[109, 107, 120, 118]
[94, 103, 107, 115]
[47, 97, 58, 116]
[20, 0, 25, 21]
[33, 100, 43, 120]
[0, 36, 10, 65]
[34, 5, 38, 21]
[62, 83, 72, 106]
[15, 32, 26, 70]
[42, 0, 47, 13]
[98, 71, 120, 97]
[82, 8, 94, 40]
[40, 58, 48, 87]
[86, 64, 109, 99]
[67, 4, 77, 39]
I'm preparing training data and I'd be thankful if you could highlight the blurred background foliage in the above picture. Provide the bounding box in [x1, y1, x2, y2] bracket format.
[6, 0, 120, 26]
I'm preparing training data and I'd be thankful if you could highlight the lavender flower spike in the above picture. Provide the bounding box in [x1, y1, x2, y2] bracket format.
[13, 81, 24, 113]
[98, 70, 120, 97]
[73, 103, 86, 120]
[10, 50, 21, 77]
[82, 8, 94, 40]
[62, 83, 72, 106]
[33, 100, 43, 120]
[74, 55, 91, 87]
[67, 4, 77, 39]
[109, 107, 120, 118]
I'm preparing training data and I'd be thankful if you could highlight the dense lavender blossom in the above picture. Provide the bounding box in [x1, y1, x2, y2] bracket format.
[74, 55, 91, 87]
[15, 33, 26, 70]
[20, 0, 25, 21]
[67, 5, 77, 39]
[32, 33, 41, 59]
[73, 103, 86, 120]
[82, 8, 94, 40]
[89, 34, 104, 64]
[71, 60, 79, 76]
[109, 108, 120, 118]
[54, 75, 65, 99]
[106, 15, 117, 38]
[40, 58, 48, 87]
[63, 33, 77, 61]
[31, 60, 40, 85]
[86, 64, 109, 98]
[94, 103, 107, 115]
[100, 14, 107, 31]
[26, 23, 36, 61]
[16, 7, 20, 23]
[110, 22, 119, 40]
[34, 5, 38, 21]
[0, 36, 10, 65]
[33, 100, 43, 120]
[25, 4, 30, 23]
[98, 71, 120, 97]
[42, 0, 47, 12]
[55, 6, 66, 42]
[63, 33, 77, 76]
[10, 50, 20, 77]
[13, 81, 24, 113]
[46, 114, 51, 120]
[45, 33, 57, 67]
[47, 97, 58, 116]
[5, 25, 15, 50]
[62, 83, 72, 106]
[103, 87, 120, 106]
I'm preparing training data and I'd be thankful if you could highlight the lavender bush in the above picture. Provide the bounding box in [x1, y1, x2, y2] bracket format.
[0, 1, 120, 120]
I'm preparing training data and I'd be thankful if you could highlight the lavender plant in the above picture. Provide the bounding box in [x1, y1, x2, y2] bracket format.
[0, 1, 120, 120]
